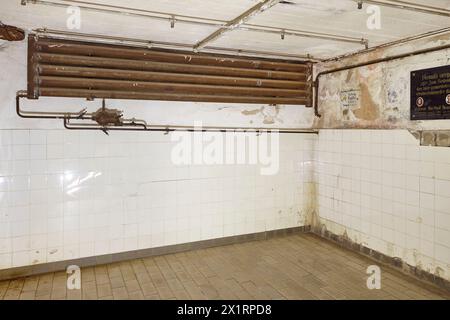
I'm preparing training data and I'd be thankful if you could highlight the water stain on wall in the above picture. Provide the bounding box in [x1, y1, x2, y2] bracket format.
[353, 82, 380, 121]
[241, 105, 283, 125]
[241, 108, 262, 116]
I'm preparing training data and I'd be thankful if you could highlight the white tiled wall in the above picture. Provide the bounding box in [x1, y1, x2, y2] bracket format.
[315, 129, 450, 281]
[3, 127, 448, 280]
[0, 129, 315, 269]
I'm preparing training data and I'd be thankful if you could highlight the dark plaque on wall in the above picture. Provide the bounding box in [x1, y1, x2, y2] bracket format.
[411, 65, 450, 120]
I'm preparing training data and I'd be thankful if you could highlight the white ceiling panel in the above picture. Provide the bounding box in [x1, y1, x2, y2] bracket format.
[401, 0, 450, 9]
[1, 0, 449, 59]
[82, 0, 257, 21]
[211, 29, 364, 59]
[247, 0, 450, 47]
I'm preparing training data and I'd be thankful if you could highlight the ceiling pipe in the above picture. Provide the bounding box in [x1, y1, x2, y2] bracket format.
[241, 25, 369, 48]
[351, 0, 450, 17]
[34, 28, 322, 62]
[22, 0, 225, 26]
[194, 0, 281, 51]
[21, 0, 368, 49]
[323, 27, 450, 62]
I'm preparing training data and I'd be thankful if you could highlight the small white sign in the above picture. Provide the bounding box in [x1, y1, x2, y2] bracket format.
[340, 89, 360, 110]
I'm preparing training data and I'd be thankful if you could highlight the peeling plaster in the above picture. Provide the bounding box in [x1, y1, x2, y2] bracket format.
[313, 34, 450, 131]
[353, 82, 380, 121]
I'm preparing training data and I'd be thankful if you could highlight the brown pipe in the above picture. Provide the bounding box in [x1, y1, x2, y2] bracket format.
[38, 76, 307, 98]
[39, 88, 309, 105]
[29, 36, 313, 105]
[313, 43, 450, 117]
[39, 65, 307, 90]
[37, 53, 306, 81]
[36, 40, 308, 73]
[16, 91, 91, 120]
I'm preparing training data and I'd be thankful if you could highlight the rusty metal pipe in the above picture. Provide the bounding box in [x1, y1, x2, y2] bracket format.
[38, 88, 309, 105]
[28, 35, 313, 106]
[17, 91, 318, 134]
[16, 90, 92, 120]
[34, 28, 320, 62]
[35, 39, 308, 72]
[63, 118, 318, 134]
[39, 76, 307, 98]
[36, 53, 306, 81]
[39, 65, 307, 90]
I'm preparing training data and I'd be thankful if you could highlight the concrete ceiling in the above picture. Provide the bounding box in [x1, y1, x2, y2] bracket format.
[1, 0, 449, 59]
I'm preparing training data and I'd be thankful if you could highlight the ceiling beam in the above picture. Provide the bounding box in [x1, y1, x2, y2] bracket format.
[353, 0, 450, 17]
[193, 0, 281, 51]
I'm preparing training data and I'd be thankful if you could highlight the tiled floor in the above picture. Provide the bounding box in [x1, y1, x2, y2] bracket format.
[0, 233, 448, 300]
